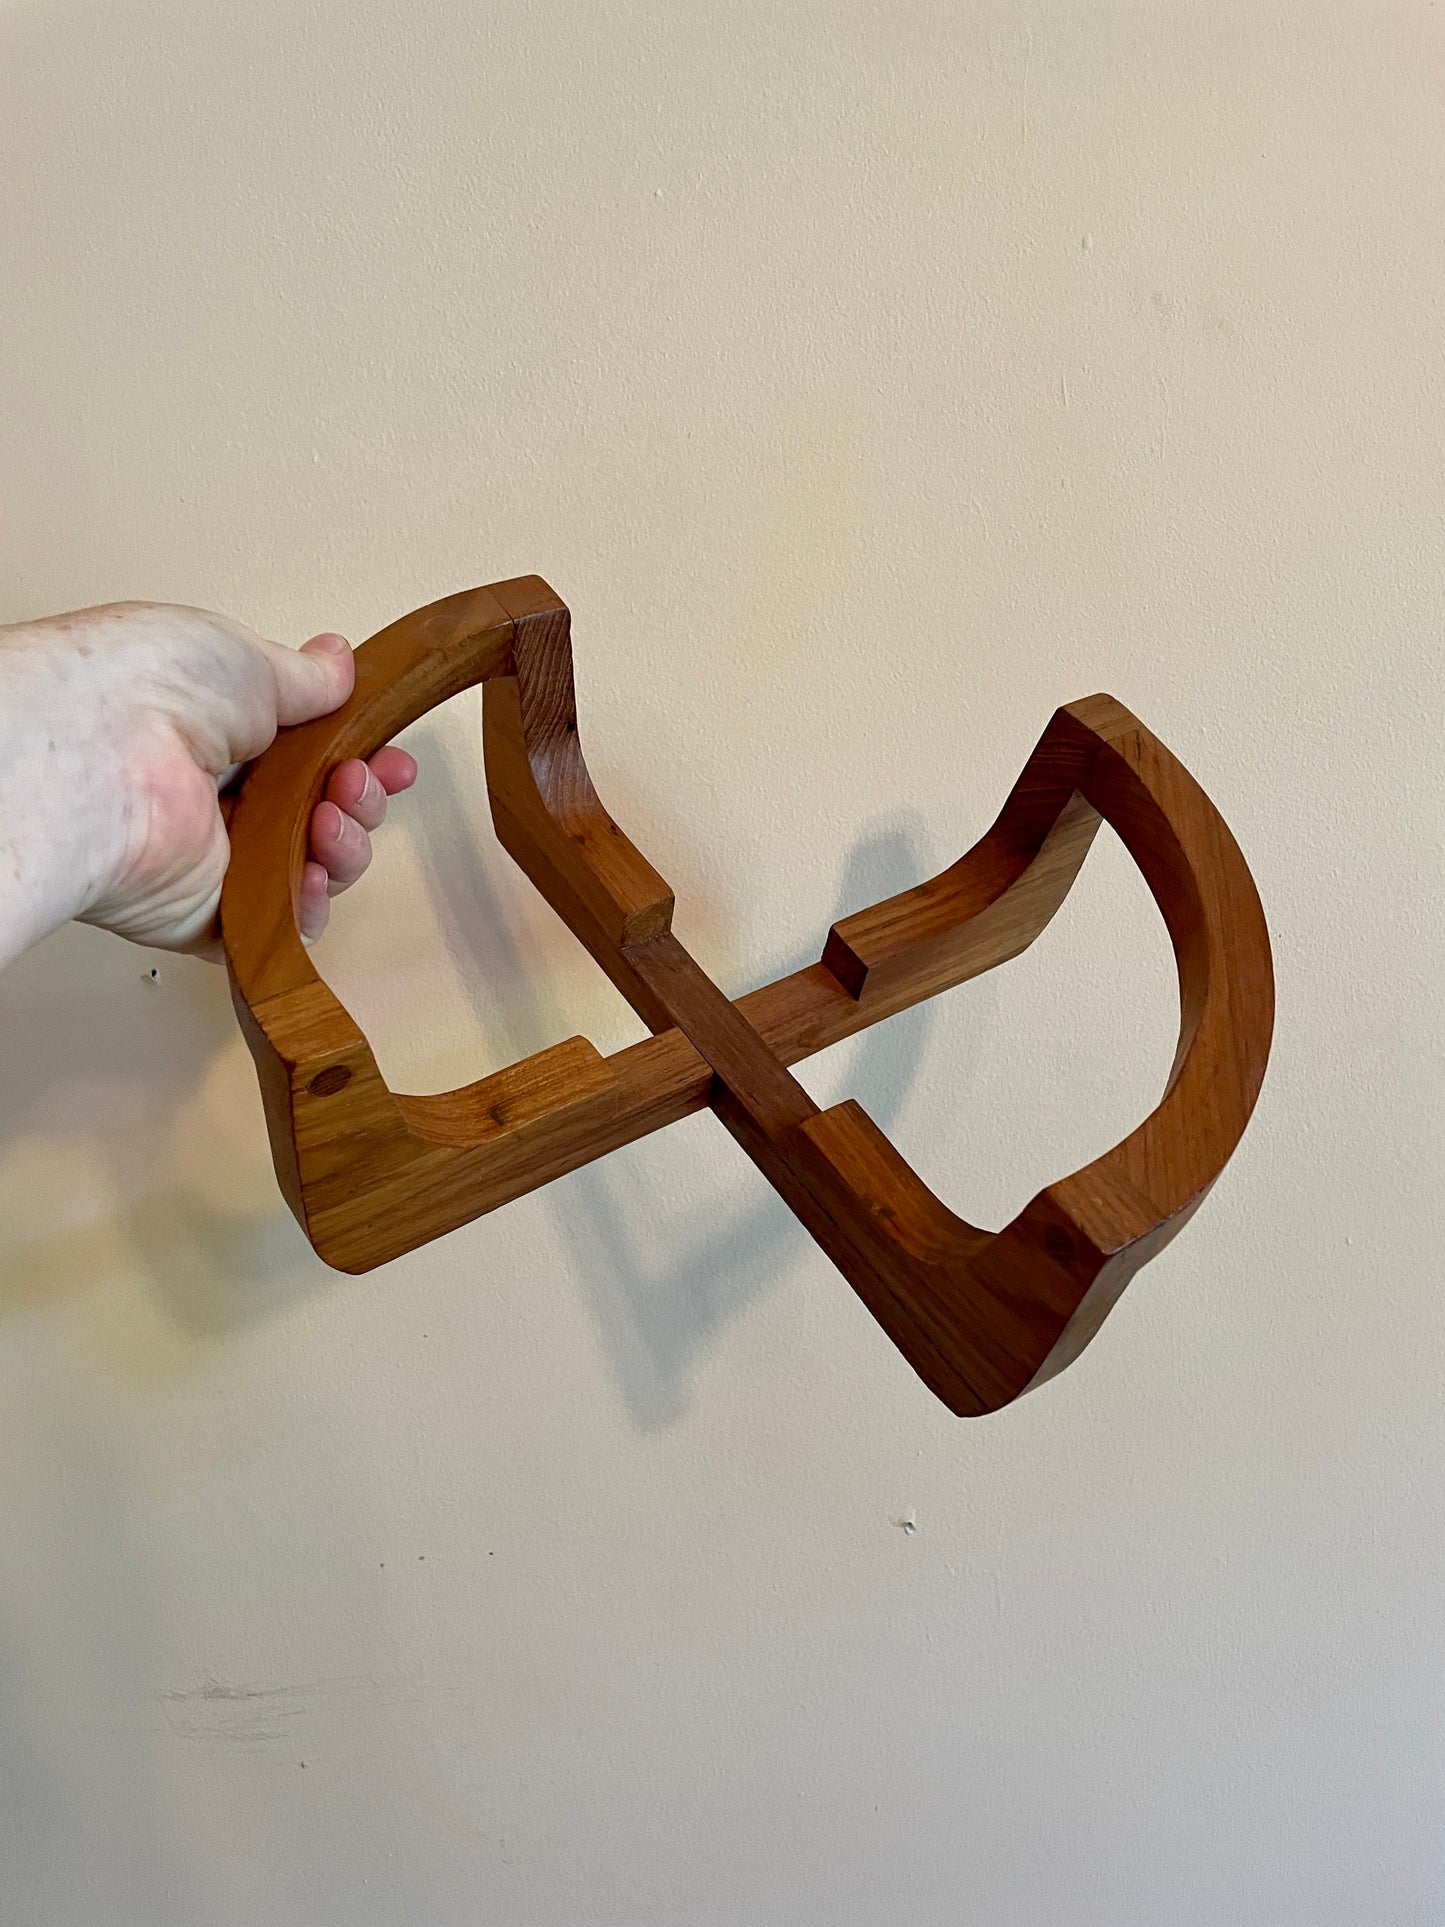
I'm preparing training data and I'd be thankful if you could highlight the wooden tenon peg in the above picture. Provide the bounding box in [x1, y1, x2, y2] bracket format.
[221, 577, 1274, 1416]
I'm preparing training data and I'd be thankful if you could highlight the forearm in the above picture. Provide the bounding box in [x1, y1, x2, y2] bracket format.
[0, 626, 127, 971]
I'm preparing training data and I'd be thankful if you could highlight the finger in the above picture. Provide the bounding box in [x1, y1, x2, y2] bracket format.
[258, 631, 355, 728]
[298, 860, 332, 945]
[324, 745, 419, 834]
[368, 745, 418, 795]
[325, 758, 389, 833]
[309, 798, 372, 894]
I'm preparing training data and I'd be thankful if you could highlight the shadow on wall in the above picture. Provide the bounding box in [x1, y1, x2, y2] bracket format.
[0, 921, 325, 1338]
[406, 723, 991, 1431]
[0, 0, 992, 1417]
[0, 707, 990, 1430]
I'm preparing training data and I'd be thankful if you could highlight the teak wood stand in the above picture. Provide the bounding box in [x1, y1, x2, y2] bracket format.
[221, 577, 1274, 1417]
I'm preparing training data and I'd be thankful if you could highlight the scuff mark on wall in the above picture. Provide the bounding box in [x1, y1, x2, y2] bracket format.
[158, 1675, 375, 1746]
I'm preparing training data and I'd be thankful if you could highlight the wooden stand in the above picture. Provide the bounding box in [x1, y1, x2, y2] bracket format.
[221, 577, 1274, 1416]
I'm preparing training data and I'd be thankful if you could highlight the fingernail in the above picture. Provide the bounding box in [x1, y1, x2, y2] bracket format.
[305, 632, 351, 656]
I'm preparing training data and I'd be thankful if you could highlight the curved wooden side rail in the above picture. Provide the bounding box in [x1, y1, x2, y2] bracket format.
[222, 574, 1273, 1416]
[792, 700, 1275, 1412]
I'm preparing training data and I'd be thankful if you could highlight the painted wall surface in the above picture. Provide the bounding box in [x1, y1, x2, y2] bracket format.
[1, 3, 1442, 1921]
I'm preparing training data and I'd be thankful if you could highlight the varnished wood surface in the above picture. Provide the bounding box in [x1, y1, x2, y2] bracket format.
[222, 577, 1274, 1415]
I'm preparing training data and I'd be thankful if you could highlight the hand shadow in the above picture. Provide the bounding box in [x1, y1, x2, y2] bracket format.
[0, 914, 335, 1340]
[409, 723, 998, 1432]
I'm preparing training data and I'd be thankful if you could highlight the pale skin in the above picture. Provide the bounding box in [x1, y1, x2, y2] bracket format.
[0, 600, 415, 975]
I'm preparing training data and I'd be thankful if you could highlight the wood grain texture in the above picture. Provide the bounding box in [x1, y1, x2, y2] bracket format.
[223, 577, 1274, 1415]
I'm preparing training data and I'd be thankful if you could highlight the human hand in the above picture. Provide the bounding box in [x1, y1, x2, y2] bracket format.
[0, 600, 415, 971]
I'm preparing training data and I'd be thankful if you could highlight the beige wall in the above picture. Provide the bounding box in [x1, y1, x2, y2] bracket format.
[2, 2, 1442, 1920]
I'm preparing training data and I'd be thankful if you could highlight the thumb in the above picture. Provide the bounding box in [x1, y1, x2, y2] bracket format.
[262, 631, 355, 727]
